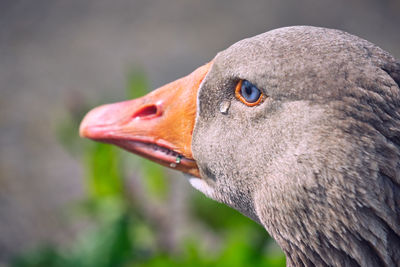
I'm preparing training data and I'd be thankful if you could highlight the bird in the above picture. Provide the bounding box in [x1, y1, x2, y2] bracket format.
[79, 26, 400, 266]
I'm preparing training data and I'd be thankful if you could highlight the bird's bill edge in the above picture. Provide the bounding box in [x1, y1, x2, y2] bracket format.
[79, 61, 214, 177]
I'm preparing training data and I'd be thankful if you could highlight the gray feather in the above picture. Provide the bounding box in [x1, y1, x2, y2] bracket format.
[192, 26, 400, 266]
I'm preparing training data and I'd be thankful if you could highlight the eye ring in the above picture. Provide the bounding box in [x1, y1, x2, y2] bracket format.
[235, 80, 264, 107]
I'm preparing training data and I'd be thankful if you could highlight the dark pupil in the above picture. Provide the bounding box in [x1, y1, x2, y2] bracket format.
[241, 80, 261, 103]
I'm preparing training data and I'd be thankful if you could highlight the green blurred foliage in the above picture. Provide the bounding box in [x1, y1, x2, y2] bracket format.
[12, 69, 285, 267]
[86, 143, 124, 198]
[126, 68, 149, 99]
[140, 159, 169, 200]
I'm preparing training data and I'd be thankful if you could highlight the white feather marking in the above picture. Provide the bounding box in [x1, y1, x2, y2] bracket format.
[187, 176, 215, 198]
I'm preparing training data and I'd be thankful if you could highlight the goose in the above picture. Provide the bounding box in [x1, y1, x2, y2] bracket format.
[80, 26, 400, 266]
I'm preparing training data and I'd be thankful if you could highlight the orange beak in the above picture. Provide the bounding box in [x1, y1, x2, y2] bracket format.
[80, 61, 213, 177]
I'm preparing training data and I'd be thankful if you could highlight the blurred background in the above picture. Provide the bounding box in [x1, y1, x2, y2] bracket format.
[1, 0, 399, 266]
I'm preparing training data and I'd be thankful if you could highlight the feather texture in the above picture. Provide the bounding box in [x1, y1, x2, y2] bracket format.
[192, 26, 400, 266]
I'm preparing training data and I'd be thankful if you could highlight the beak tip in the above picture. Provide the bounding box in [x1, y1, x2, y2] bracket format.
[79, 104, 111, 139]
[79, 123, 87, 138]
[79, 115, 90, 138]
[79, 107, 103, 139]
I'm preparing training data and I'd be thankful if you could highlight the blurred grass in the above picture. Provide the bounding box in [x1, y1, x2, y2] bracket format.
[12, 68, 285, 267]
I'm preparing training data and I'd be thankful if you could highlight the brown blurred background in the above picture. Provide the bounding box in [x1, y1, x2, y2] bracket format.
[1, 0, 399, 264]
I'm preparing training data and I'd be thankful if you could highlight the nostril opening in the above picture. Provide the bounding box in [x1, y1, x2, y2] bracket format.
[132, 104, 159, 119]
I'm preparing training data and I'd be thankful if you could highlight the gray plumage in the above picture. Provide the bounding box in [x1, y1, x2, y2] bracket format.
[191, 26, 400, 266]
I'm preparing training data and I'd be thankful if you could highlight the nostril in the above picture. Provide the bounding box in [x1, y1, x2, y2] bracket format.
[132, 104, 160, 119]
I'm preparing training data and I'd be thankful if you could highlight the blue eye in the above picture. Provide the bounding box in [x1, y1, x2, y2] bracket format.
[235, 80, 263, 106]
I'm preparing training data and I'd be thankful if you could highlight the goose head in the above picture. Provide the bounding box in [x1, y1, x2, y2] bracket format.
[80, 26, 400, 266]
